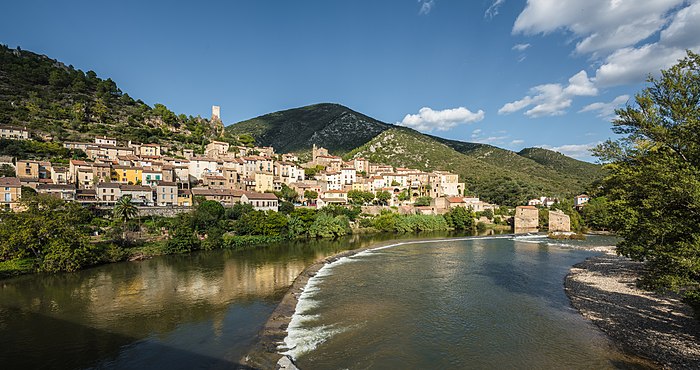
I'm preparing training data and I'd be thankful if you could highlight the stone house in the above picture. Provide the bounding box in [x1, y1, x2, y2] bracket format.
[241, 192, 279, 212]
[0, 177, 22, 210]
[155, 181, 178, 206]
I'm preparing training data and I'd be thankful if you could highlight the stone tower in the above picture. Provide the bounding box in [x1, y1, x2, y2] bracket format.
[210, 105, 224, 137]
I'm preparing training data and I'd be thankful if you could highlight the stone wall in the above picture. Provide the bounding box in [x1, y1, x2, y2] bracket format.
[548, 210, 571, 232]
[136, 206, 191, 218]
[514, 206, 539, 234]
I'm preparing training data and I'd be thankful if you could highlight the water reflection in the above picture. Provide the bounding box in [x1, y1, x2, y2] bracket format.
[0, 231, 469, 370]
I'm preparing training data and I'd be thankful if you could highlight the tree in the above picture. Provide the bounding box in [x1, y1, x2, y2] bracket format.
[592, 51, 700, 310]
[414, 196, 432, 206]
[113, 195, 138, 223]
[275, 184, 298, 203]
[579, 197, 612, 231]
[444, 206, 475, 231]
[375, 191, 391, 206]
[304, 190, 318, 204]
[0, 195, 95, 272]
[113, 195, 138, 241]
[348, 190, 374, 205]
[0, 164, 14, 177]
[191, 200, 225, 232]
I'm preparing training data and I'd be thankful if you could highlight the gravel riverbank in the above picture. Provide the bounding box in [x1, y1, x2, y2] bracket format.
[566, 253, 700, 369]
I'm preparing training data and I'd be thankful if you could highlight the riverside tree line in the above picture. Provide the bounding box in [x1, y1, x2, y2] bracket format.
[0, 193, 478, 275]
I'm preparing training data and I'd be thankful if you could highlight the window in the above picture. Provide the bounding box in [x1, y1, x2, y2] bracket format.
[5, 193, 11, 202]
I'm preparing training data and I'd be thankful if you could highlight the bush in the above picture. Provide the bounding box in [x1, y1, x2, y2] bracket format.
[221, 234, 286, 250]
[308, 214, 351, 238]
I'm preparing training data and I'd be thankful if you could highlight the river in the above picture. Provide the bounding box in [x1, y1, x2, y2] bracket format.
[0, 233, 643, 369]
[0, 232, 440, 370]
[283, 234, 647, 369]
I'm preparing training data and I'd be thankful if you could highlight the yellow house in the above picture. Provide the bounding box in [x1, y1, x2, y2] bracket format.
[177, 189, 192, 207]
[112, 165, 143, 184]
[254, 172, 275, 193]
[0, 177, 22, 211]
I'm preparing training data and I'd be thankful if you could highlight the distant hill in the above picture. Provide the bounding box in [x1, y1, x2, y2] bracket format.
[0, 45, 221, 148]
[225, 103, 391, 154]
[346, 128, 599, 205]
[226, 103, 604, 205]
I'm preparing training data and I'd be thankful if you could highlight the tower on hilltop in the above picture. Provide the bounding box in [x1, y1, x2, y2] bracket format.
[210, 105, 224, 137]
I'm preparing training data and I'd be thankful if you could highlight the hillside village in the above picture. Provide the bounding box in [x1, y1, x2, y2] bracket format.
[0, 117, 517, 215]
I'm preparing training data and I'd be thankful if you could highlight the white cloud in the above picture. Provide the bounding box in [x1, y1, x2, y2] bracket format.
[593, 1, 700, 87]
[485, 0, 505, 19]
[470, 129, 510, 145]
[512, 43, 531, 51]
[510, 139, 524, 145]
[513, 0, 684, 55]
[537, 142, 601, 160]
[579, 94, 630, 118]
[594, 44, 688, 87]
[503, 1, 700, 120]
[498, 70, 597, 117]
[418, 0, 435, 15]
[399, 106, 485, 132]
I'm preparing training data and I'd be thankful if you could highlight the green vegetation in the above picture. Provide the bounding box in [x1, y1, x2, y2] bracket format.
[362, 211, 450, 233]
[0, 138, 86, 161]
[0, 45, 219, 147]
[225, 103, 391, 154]
[592, 51, 700, 312]
[0, 195, 97, 272]
[348, 190, 376, 205]
[444, 206, 476, 231]
[0, 164, 15, 177]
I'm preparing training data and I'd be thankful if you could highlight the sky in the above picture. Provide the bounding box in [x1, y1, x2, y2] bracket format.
[2, 0, 699, 162]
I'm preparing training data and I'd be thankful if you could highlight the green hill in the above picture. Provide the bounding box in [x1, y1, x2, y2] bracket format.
[224, 103, 391, 154]
[517, 147, 603, 180]
[0, 45, 220, 148]
[430, 137, 602, 193]
[346, 128, 597, 205]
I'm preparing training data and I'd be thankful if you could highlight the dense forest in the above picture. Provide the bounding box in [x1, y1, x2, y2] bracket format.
[0, 44, 222, 150]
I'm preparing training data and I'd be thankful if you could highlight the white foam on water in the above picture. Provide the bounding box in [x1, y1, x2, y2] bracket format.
[280, 235, 513, 360]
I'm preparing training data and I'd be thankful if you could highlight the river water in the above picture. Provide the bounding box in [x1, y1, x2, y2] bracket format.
[0, 233, 436, 370]
[0, 233, 643, 369]
[284, 234, 646, 369]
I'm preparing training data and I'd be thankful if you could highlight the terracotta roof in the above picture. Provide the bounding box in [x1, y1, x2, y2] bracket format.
[0, 177, 21, 186]
[243, 192, 278, 200]
[192, 188, 244, 196]
[518, 205, 538, 209]
[37, 184, 76, 190]
[156, 181, 177, 186]
[120, 185, 153, 191]
[447, 197, 465, 203]
[96, 182, 121, 188]
[320, 198, 347, 203]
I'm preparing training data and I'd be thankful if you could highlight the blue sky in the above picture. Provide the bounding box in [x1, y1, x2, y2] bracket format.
[2, 1, 699, 161]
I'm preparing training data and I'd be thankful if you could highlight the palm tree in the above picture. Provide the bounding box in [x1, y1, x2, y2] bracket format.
[113, 195, 138, 240]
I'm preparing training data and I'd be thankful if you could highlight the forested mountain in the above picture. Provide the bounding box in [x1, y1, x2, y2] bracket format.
[224, 103, 391, 154]
[0, 44, 221, 149]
